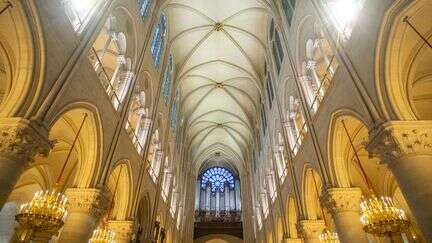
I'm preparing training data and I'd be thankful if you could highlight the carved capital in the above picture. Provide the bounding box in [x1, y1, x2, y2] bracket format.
[321, 187, 362, 215]
[65, 188, 109, 219]
[298, 220, 325, 239]
[367, 121, 432, 164]
[0, 118, 52, 163]
[108, 220, 134, 240]
[283, 239, 303, 243]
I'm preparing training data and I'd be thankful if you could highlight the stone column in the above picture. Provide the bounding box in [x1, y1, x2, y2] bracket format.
[107, 220, 134, 243]
[0, 118, 52, 208]
[321, 187, 367, 243]
[367, 121, 432, 239]
[215, 191, 220, 214]
[224, 185, 230, 211]
[298, 220, 325, 243]
[234, 179, 241, 210]
[205, 186, 211, 211]
[57, 188, 108, 243]
[195, 180, 200, 210]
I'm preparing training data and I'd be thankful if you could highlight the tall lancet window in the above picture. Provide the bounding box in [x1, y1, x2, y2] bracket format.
[162, 54, 174, 104]
[150, 14, 167, 67]
[323, 0, 364, 40]
[282, 0, 296, 26]
[195, 167, 241, 222]
[170, 89, 179, 131]
[139, 0, 153, 19]
[64, 0, 101, 33]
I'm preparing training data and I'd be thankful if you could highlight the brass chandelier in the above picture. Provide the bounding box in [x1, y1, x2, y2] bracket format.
[340, 120, 410, 237]
[319, 228, 339, 243]
[89, 165, 124, 243]
[15, 113, 88, 240]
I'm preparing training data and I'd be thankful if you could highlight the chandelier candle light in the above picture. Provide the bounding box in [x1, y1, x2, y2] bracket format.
[89, 165, 124, 243]
[310, 171, 340, 243]
[15, 113, 88, 241]
[340, 120, 410, 239]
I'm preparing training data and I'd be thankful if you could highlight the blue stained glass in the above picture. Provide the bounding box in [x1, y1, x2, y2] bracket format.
[151, 14, 167, 67]
[200, 167, 235, 193]
[139, 0, 152, 18]
[162, 55, 173, 104]
[170, 89, 179, 130]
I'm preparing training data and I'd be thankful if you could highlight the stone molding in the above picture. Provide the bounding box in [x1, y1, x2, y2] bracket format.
[320, 187, 362, 215]
[298, 220, 325, 239]
[367, 121, 432, 164]
[65, 188, 109, 219]
[284, 239, 303, 243]
[108, 220, 134, 240]
[0, 118, 52, 163]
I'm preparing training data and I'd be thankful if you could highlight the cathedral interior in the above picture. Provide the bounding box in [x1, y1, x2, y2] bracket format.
[0, 0, 431, 242]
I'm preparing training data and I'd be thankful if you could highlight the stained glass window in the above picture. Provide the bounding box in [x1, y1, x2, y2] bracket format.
[138, 0, 152, 18]
[151, 14, 167, 67]
[200, 167, 235, 193]
[269, 20, 284, 75]
[170, 89, 179, 130]
[282, 0, 296, 26]
[162, 54, 173, 104]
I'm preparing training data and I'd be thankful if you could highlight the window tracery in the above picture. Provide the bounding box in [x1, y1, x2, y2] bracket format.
[89, 17, 134, 111]
[285, 96, 307, 155]
[200, 167, 235, 193]
[170, 89, 179, 131]
[151, 14, 167, 67]
[162, 54, 173, 104]
[300, 24, 339, 113]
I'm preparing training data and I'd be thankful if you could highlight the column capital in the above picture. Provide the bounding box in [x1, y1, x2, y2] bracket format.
[367, 121, 432, 164]
[320, 187, 362, 215]
[65, 188, 109, 219]
[0, 118, 52, 163]
[298, 220, 325, 239]
[108, 220, 134, 241]
[283, 239, 303, 243]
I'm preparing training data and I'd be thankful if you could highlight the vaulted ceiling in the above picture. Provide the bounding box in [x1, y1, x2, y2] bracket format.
[163, 0, 271, 173]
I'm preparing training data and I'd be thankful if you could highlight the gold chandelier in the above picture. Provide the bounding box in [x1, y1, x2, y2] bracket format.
[89, 164, 124, 243]
[340, 120, 410, 237]
[15, 190, 68, 236]
[319, 228, 339, 243]
[15, 114, 88, 240]
[89, 227, 116, 243]
[360, 195, 410, 236]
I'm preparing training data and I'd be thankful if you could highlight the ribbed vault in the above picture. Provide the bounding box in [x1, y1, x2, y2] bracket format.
[164, 0, 270, 173]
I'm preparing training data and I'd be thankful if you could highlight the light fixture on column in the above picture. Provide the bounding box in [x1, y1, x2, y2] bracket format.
[310, 171, 340, 243]
[15, 113, 88, 240]
[89, 165, 124, 243]
[340, 120, 410, 237]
